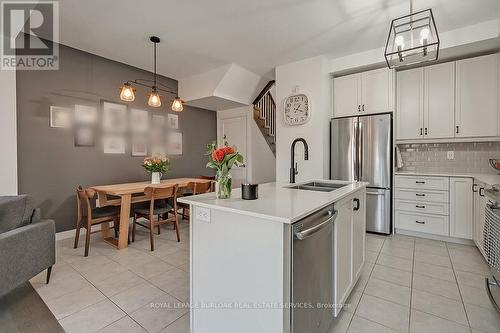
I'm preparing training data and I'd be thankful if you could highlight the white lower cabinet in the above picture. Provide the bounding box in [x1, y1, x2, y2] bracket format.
[395, 175, 473, 240]
[333, 193, 366, 317]
[449, 177, 473, 239]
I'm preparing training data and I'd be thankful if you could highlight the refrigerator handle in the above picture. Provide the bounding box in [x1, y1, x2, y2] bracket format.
[353, 121, 359, 181]
[358, 121, 363, 182]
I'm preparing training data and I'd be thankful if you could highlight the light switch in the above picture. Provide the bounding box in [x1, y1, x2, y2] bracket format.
[195, 206, 211, 223]
[447, 151, 454, 160]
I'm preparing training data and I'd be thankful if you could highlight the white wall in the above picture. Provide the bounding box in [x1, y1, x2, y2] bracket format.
[217, 106, 276, 184]
[275, 56, 331, 183]
[0, 68, 17, 195]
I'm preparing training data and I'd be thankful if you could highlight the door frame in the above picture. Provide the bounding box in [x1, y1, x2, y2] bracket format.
[217, 106, 251, 184]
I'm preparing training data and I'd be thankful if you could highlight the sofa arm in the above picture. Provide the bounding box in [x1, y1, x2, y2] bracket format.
[0, 219, 55, 297]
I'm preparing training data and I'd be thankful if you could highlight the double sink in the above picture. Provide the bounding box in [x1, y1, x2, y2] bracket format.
[286, 181, 348, 192]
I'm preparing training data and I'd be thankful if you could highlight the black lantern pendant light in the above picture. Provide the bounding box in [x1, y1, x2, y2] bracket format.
[384, 0, 439, 68]
[119, 36, 185, 112]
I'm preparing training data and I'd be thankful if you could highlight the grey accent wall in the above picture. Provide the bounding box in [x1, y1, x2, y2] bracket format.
[17, 43, 216, 232]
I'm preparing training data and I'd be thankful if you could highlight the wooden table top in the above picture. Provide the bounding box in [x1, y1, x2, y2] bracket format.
[90, 178, 211, 196]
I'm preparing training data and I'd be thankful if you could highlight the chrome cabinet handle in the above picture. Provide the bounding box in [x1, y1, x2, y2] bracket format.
[415, 221, 425, 224]
[416, 205, 425, 209]
[415, 193, 425, 197]
[358, 105, 361, 112]
[480, 188, 485, 197]
[295, 210, 337, 240]
[416, 181, 426, 184]
[353, 198, 360, 211]
[472, 184, 478, 193]
[362, 104, 365, 112]
[485, 278, 500, 313]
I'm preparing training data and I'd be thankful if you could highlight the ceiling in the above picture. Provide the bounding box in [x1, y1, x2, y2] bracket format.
[53, 0, 500, 79]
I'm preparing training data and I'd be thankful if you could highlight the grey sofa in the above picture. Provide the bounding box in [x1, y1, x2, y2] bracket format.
[0, 195, 55, 297]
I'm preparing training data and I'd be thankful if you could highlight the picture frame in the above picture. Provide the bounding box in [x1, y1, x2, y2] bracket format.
[74, 104, 98, 126]
[130, 109, 149, 133]
[103, 135, 126, 154]
[152, 114, 164, 128]
[167, 131, 182, 155]
[167, 113, 179, 129]
[131, 135, 148, 157]
[101, 100, 128, 133]
[74, 126, 95, 147]
[49, 106, 73, 128]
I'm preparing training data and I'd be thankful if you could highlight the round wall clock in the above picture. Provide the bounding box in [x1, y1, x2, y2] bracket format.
[284, 93, 310, 126]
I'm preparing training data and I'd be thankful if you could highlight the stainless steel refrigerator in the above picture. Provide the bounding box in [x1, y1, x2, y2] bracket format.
[330, 113, 392, 234]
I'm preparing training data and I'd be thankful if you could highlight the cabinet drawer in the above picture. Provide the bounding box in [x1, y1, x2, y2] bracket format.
[395, 188, 449, 203]
[395, 175, 449, 191]
[395, 199, 449, 215]
[395, 211, 449, 236]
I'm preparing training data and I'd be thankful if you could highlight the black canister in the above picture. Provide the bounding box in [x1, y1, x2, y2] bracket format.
[241, 184, 258, 200]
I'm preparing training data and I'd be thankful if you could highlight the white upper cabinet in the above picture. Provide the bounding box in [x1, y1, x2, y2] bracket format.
[334, 73, 361, 117]
[424, 62, 455, 139]
[334, 68, 394, 117]
[455, 54, 499, 137]
[397, 68, 424, 140]
[361, 68, 394, 114]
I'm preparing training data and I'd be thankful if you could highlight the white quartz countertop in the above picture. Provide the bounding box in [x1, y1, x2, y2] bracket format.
[395, 171, 500, 186]
[177, 180, 368, 224]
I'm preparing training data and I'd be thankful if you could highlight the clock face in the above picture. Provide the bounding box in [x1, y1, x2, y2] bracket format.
[284, 94, 310, 126]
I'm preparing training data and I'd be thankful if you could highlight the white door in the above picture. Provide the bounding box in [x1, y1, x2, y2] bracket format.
[361, 68, 393, 114]
[218, 115, 247, 188]
[449, 177, 473, 239]
[455, 54, 498, 137]
[352, 194, 366, 280]
[396, 68, 424, 140]
[424, 62, 455, 138]
[334, 73, 361, 117]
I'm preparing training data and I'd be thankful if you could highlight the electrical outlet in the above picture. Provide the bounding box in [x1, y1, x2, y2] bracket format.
[447, 151, 454, 160]
[195, 207, 211, 223]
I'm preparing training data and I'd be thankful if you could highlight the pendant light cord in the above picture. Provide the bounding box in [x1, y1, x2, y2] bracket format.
[153, 41, 157, 89]
[410, 0, 413, 14]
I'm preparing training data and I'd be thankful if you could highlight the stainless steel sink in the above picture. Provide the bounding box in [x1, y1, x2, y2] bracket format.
[287, 181, 347, 192]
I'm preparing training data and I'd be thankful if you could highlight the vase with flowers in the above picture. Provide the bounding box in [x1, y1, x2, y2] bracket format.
[142, 156, 170, 184]
[206, 138, 244, 199]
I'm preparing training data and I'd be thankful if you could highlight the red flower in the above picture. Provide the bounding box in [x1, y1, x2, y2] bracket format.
[212, 149, 225, 162]
[223, 146, 235, 155]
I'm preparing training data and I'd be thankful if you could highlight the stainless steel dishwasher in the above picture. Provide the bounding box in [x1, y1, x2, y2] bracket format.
[291, 204, 337, 333]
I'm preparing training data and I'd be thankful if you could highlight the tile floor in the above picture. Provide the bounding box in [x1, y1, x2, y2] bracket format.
[30, 223, 500, 333]
[329, 234, 500, 333]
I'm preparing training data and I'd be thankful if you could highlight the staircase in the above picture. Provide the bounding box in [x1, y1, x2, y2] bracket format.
[253, 80, 276, 156]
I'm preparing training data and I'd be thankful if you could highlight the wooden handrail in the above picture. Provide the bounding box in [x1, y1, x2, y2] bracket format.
[253, 80, 275, 105]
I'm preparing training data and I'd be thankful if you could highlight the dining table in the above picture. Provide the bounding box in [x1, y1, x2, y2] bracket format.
[90, 178, 212, 249]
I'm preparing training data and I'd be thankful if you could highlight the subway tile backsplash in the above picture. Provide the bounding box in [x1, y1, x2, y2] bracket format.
[397, 142, 500, 174]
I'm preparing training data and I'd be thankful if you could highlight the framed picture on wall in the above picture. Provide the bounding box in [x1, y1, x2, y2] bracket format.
[167, 131, 182, 155]
[103, 135, 126, 154]
[151, 115, 164, 128]
[130, 109, 149, 133]
[49, 106, 73, 128]
[167, 114, 179, 129]
[101, 100, 128, 133]
[74, 104, 98, 126]
[74, 126, 95, 147]
[131, 135, 148, 157]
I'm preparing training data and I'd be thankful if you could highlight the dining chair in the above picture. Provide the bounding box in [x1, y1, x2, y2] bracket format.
[179, 181, 214, 220]
[132, 185, 179, 251]
[74, 186, 121, 256]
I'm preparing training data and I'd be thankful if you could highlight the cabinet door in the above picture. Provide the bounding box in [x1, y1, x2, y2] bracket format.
[352, 194, 366, 280]
[424, 62, 455, 138]
[396, 68, 424, 140]
[449, 177, 473, 239]
[361, 68, 394, 114]
[455, 54, 498, 137]
[333, 197, 353, 316]
[334, 74, 361, 117]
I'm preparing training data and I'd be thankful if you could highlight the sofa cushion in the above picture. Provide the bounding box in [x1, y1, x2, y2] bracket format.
[0, 195, 36, 234]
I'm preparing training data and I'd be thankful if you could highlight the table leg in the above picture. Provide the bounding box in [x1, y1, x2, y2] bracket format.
[118, 194, 131, 249]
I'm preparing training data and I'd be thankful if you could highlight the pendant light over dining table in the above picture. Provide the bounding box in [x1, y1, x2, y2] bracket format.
[384, 0, 439, 68]
[119, 36, 185, 112]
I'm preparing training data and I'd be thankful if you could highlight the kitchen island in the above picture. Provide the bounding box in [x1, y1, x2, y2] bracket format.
[178, 180, 367, 333]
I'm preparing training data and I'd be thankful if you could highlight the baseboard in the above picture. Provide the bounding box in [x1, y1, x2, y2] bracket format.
[395, 228, 475, 245]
